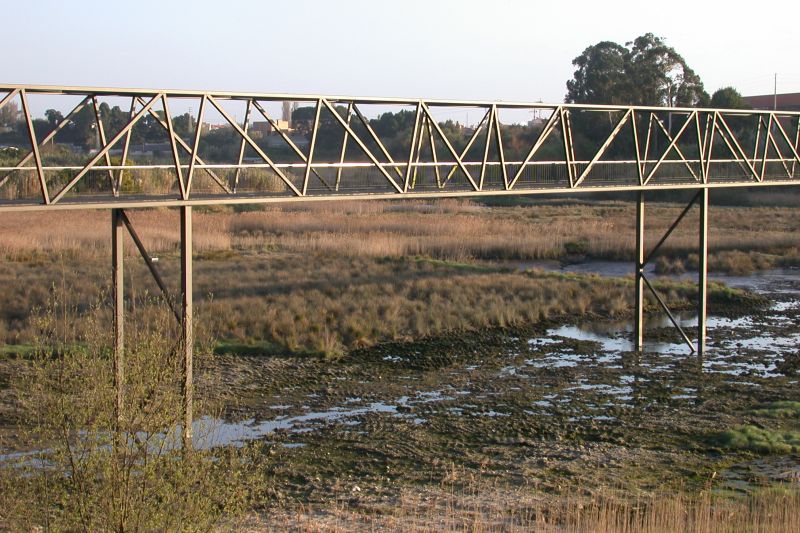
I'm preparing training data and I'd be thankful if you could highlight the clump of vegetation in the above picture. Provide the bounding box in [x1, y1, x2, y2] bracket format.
[710, 425, 800, 454]
[753, 401, 800, 419]
[0, 300, 269, 531]
[711, 250, 778, 275]
[706, 281, 770, 314]
[654, 255, 687, 274]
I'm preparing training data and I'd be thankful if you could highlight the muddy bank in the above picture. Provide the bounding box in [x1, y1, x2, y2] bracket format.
[190, 268, 800, 506]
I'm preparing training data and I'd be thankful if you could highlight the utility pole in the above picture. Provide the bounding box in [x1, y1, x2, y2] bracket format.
[774, 73, 778, 111]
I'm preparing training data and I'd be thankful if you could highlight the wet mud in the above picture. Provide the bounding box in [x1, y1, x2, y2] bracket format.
[196, 267, 800, 503]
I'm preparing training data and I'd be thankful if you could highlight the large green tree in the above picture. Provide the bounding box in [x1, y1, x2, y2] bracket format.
[710, 87, 750, 110]
[566, 33, 708, 107]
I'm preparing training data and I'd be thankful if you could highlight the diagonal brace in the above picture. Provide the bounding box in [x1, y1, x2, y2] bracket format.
[641, 273, 695, 351]
[642, 190, 701, 266]
[118, 210, 181, 325]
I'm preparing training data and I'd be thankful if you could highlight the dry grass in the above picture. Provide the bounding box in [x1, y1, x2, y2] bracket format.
[242, 483, 800, 532]
[0, 199, 797, 265]
[0, 198, 787, 354]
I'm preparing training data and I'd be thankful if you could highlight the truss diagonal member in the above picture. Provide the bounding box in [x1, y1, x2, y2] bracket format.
[118, 210, 182, 325]
[117, 98, 136, 193]
[162, 95, 187, 199]
[233, 99, 252, 193]
[302, 99, 323, 195]
[694, 112, 709, 183]
[0, 89, 20, 113]
[764, 118, 793, 179]
[771, 113, 800, 167]
[251, 100, 333, 192]
[411, 114, 427, 189]
[632, 110, 644, 185]
[642, 113, 656, 177]
[420, 102, 479, 191]
[560, 109, 576, 187]
[793, 116, 800, 178]
[185, 95, 207, 195]
[641, 273, 695, 352]
[479, 106, 495, 191]
[320, 98, 403, 193]
[19, 89, 49, 204]
[645, 112, 699, 184]
[509, 106, 561, 189]
[654, 115, 700, 181]
[425, 115, 442, 188]
[207, 95, 302, 196]
[492, 105, 510, 190]
[92, 96, 118, 195]
[337, 102, 354, 191]
[443, 107, 491, 188]
[352, 104, 404, 181]
[403, 102, 423, 192]
[573, 109, 632, 188]
[642, 190, 701, 266]
[0, 96, 90, 191]
[752, 115, 765, 162]
[134, 97, 232, 195]
[715, 113, 759, 179]
[702, 112, 716, 180]
[758, 116, 771, 181]
[51, 94, 161, 204]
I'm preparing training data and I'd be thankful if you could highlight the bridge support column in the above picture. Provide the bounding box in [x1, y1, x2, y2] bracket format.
[180, 206, 193, 449]
[112, 209, 124, 427]
[110, 207, 194, 448]
[633, 190, 708, 353]
[698, 189, 708, 356]
[634, 191, 645, 351]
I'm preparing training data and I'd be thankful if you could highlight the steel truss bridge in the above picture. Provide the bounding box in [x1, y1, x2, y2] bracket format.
[1, 84, 799, 444]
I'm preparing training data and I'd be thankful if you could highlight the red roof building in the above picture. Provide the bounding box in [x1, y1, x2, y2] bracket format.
[743, 92, 800, 112]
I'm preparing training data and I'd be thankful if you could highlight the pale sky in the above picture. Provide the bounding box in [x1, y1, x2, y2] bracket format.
[3, 0, 798, 118]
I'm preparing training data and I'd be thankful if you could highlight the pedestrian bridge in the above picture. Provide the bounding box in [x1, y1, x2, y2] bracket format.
[0, 84, 797, 211]
[1, 84, 798, 445]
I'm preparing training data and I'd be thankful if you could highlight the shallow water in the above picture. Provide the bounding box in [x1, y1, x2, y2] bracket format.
[6, 263, 798, 494]
[197, 265, 800, 454]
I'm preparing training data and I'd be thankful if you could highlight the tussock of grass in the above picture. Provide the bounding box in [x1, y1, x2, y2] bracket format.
[753, 401, 800, 419]
[711, 425, 800, 454]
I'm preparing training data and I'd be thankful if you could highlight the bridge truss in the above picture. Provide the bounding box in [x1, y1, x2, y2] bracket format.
[1, 84, 798, 444]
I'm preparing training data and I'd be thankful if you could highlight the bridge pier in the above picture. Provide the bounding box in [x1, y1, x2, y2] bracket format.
[111, 206, 194, 448]
[698, 189, 708, 356]
[112, 209, 124, 428]
[634, 189, 709, 354]
[634, 191, 645, 350]
[180, 206, 193, 448]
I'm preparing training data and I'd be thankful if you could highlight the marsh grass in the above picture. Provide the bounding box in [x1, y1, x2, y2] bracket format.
[711, 425, 800, 454]
[0, 250, 763, 357]
[0, 198, 784, 355]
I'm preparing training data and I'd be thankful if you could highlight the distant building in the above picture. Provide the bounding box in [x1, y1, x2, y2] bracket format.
[282, 101, 292, 127]
[743, 92, 800, 112]
[250, 120, 290, 137]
